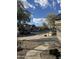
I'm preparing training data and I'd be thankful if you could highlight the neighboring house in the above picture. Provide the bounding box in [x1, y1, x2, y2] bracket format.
[55, 20, 61, 40]
[55, 14, 61, 40]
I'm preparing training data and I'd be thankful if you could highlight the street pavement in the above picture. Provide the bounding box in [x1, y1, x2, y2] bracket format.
[17, 31, 61, 59]
[25, 44, 56, 59]
[17, 32, 50, 40]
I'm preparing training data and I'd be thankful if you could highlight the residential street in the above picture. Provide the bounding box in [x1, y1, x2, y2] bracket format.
[17, 31, 61, 59]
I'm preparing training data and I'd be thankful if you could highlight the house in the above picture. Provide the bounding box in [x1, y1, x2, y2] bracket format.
[55, 20, 61, 40]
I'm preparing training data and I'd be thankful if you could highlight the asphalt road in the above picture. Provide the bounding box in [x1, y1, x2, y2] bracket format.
[17, 31, 61, 59]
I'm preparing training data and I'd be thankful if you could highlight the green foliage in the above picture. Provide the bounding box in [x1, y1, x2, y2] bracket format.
[17, 0, 31, 23]
[46, 13, 56, 29]
[46, 13, 57, 35]
[17, 0, 32, 36]
[43, 22, 48, 27]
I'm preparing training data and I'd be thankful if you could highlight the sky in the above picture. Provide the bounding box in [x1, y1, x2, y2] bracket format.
[22, 0, 61, 26]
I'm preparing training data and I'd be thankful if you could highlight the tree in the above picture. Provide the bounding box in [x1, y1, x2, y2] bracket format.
[17, 0, 31, 36]
[43, 22, 47, 27]
[17, 0, 31, 24]
[55, 14, 61, 21]
[42, 22, 49, 30]
[46, 13, 57, 35]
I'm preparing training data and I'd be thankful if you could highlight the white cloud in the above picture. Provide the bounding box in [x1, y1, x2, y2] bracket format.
[58, 10, 61, 14]
[57, 0, 61, 4]
[46, 0, 56, 10]
[52, 0, 56, 7]
[32, 18, 46, 26]
[33, 18, 46, 23]
[34, 0, 49, 8]
[20, 0, 36, 9]
[28, 3, 35, 9]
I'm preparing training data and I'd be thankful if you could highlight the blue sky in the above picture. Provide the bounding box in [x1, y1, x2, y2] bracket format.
[22, 0, 61, 26]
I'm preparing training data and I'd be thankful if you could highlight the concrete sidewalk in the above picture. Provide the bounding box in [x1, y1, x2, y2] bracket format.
[25, 45, 56, 59]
